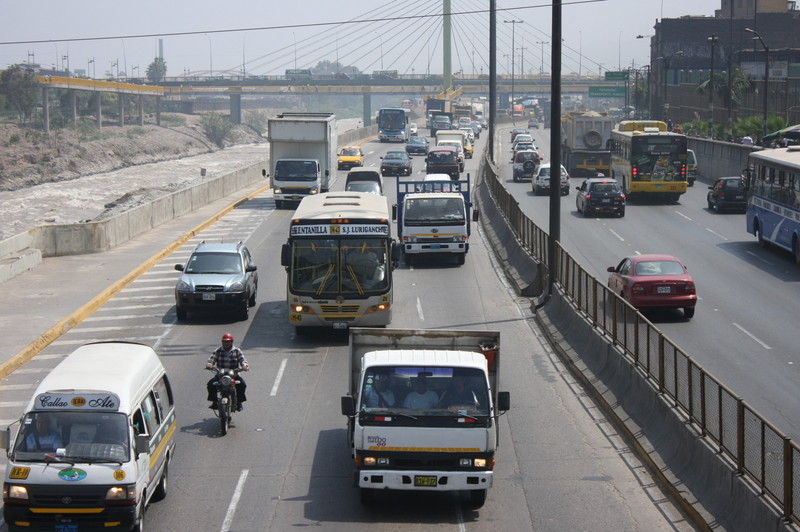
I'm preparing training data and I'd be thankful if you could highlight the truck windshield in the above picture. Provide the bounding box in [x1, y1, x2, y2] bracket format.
[404, 197, 465, 225]
[360, 366, 489, 416]
[12, 411, 130, 463]
[289, 237, 390, 296]
[274, 160, 318, 181]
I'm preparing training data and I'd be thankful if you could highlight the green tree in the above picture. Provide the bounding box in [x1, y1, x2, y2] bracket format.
[0, 65, 39, 123]
[146, 57, 167, 83]
[200, 112, 234, 148]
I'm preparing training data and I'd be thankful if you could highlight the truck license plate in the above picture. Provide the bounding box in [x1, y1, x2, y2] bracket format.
[430, 244, 441, 249]
[202, 293, 216, 301]
[414, 475, 438, 487]
[332, 322, 348, 330]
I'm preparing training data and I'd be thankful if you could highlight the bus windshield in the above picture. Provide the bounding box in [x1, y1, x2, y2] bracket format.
[289, 237, 390, 296]
[378, 109, 407, 131]
[631, 136, 687, 181]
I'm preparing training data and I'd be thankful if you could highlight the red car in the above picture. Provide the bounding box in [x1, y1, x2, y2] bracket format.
[606, 254, 697, 319]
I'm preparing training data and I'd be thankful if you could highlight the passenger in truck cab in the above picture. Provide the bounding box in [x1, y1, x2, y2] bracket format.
[403, 376, 439, 409]
[363, 373, 395, 408]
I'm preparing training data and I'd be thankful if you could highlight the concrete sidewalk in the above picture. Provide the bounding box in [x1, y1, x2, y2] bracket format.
[0, 181, 270, 379]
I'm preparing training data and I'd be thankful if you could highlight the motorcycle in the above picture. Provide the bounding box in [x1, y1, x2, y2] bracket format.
[207, 367, 242, 436]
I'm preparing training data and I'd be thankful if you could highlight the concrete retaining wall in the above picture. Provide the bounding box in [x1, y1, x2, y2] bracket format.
[688, 137, 760, 181]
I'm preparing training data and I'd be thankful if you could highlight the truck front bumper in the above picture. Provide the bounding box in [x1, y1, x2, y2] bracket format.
[355, 469, 492, 491]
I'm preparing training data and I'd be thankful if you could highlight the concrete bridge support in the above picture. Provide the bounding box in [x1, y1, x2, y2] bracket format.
[94, 93, 102, 128]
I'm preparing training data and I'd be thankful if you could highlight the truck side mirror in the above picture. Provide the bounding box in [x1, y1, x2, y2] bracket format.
[262, 168, 267, 178]
[341, 395, 355, 416]
[472, 210, 480, 222]
[497, 391, 510, 412]
[280, 243, 291, 267]
[391, 204, 398, 221]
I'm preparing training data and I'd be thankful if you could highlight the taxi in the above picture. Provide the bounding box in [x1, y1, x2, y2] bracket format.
[337, 146, 365, 170]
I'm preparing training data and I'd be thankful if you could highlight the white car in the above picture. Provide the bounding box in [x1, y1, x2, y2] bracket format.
[409, 123, 418, 136]
[532, 163, 570, 196]
[459, 127, 475, 143]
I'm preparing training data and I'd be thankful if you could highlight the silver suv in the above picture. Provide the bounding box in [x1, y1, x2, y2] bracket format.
[174, 241, 258, 321]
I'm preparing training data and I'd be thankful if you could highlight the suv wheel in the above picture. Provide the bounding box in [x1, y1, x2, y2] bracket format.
[176, 307, 188, 321]
[248, 284, 257, 307]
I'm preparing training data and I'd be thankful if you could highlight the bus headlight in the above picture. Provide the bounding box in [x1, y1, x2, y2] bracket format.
[4, 484, 29, 500]
[365, 303, 390, 314]
[291, 305, 314, 314]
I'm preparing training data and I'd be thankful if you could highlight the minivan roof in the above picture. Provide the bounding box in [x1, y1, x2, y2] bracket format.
[28, 342, 165, 413]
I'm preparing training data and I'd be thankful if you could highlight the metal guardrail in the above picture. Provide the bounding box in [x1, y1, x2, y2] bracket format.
[483, 156, 799, 525]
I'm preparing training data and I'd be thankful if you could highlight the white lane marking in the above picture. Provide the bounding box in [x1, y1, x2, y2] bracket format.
[416, 297, 425, 321]
[733, 323, 772, 350]
[746, 250, 774, 266]
[270, 358, 288, 396]
[220, 469, 249, 532]
[675, 210, 692, 221]
[608, 228, 625, 242]
[455, 500, 466, 531]
[705, 227, 728, 240]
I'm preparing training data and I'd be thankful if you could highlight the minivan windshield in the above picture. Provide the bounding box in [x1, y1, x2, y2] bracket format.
[12, 411, 130, 463]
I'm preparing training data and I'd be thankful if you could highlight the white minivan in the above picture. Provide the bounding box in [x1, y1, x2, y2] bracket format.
[1, 341, 176, 532]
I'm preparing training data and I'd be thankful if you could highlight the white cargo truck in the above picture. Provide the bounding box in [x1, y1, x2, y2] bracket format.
[341, 328, 509, 508]
[393, 174, 478, 266]
[265, 112, 336, 209]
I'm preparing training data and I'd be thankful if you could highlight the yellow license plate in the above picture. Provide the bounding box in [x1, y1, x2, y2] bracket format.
[414, 475, 438, 487]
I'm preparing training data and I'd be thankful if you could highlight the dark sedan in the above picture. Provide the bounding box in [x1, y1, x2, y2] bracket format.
[575, 178, 626, 217]
[406, 136, 430, 156]
[707, 176, 747, 213]
[380, 151, 413, 176]
[607, 254, 697, 319]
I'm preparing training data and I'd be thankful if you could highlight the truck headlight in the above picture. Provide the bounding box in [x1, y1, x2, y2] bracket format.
[4, 484, 29, 500]
[273, 187, 283, 194]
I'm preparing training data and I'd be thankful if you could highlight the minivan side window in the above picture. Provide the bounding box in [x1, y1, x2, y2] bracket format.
[140, 394, 159, 436]
[152, 376, 174, 420]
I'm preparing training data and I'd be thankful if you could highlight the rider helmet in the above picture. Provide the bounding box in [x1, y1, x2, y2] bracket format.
[221, 333, 234, 342]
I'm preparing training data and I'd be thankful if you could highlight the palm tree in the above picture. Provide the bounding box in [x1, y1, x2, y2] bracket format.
[697, 67, 751, 139]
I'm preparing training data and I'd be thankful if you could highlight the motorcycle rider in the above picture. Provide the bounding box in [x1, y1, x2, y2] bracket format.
[206, 333, 249, 411]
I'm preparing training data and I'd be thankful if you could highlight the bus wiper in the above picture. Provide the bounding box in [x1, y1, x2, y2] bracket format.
[65, 455, 124, 465]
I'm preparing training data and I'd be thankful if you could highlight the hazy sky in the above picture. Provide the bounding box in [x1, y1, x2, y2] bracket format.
[1, 0, 722, 79]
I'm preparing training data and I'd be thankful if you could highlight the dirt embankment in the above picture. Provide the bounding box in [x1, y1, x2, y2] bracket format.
[0, 114, 263, 192]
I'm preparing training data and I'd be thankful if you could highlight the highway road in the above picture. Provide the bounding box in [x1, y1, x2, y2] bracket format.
[0, 130, 697, 530]
[498, 126, 800, 444]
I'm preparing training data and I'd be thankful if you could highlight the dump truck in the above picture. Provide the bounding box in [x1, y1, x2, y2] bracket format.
[561, 111, 614, 178]
[341, 327, 510, 508]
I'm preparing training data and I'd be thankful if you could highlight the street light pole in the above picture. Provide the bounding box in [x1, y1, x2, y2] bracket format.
[708, 34, 719, 138]
[537, 41, 548, 80]
[205, 34, 213, 78]
[504, 20, 523, 117]
[745, 27, 769, 141]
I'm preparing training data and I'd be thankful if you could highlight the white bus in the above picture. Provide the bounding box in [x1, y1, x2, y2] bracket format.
[280, 192, 398, 330]
[745, 145, 800, 262]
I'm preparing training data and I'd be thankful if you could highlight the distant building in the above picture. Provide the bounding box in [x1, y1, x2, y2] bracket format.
[642, 0, 800, 126]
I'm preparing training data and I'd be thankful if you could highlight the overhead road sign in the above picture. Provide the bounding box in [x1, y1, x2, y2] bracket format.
[604, 71, 629, 81]
[589, 86, 626, 98]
